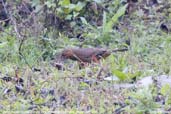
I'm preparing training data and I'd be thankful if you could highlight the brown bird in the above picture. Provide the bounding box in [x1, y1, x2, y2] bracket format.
[60, 48, 127, 64]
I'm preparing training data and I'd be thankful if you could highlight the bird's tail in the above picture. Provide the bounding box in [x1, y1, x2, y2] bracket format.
[112, 48, 128, 52]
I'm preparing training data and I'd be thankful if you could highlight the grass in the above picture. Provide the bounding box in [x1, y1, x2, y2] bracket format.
[0, 28, 171, 113]
[0, 0, 171, 113]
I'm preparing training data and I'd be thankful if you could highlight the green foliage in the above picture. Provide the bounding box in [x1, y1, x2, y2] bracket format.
[101, 4, 127, 43]
[112, 69, 128, 80]
[0, 0, 171, 113]
[43, 0, 86, 20]
[107, 54, 141, 81]
[104, 4, 127, 33]
[126, 87, 160, 114]
[0, 33, 19, 63]
[160, 84, 171, 105]
[160, 84, 171, 96]
[81, 4, 127, 45]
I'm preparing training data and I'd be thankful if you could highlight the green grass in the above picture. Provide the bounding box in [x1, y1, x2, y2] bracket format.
[0, 0, 171, 113]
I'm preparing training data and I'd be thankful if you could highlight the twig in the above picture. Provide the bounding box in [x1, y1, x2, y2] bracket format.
[1, 0, 8, 14]
[18, 38, 33, 71]
[56, 76, 83, 81]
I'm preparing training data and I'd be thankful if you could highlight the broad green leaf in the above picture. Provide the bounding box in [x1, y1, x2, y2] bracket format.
[128, 71, 141, 79]
[104, 4, 127, 33]
[112, 69, 128, 80]
[59, 0, 70, 6]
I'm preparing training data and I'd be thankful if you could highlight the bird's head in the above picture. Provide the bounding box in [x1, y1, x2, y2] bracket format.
[95, 49, 111, 59]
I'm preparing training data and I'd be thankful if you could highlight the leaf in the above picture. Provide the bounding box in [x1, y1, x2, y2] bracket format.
[44, 1, 56, 8]
[68, 4, 76, 9]
[63, 8, 70, 14]
[79, 82, 89, 90]
[65, 14, 72, 20]
[160, 84, 171, 96]
[34, 97, 45, 104]
[73, 12, 79, 18]
[59, 0, 70, 6]
[75, 2, 86, 11]
[0, 42, 7, 48]
[80, 17, 88, 25]
[104, 4, 127, 33]
[128, 71, 142, 79]
[80, 82, 89, 87]
[112, 69, 128, 80]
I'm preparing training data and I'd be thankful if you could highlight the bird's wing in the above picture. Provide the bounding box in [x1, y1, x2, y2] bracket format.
[71, 48, 103, 62]
[72, 48, 98, 57]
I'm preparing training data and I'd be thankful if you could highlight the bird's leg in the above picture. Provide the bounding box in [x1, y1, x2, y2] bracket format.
[79, 62, 89, 69]
[72, 52, 85, 63]
[91, 55, 99, 63]
[96, 66, 104, 80]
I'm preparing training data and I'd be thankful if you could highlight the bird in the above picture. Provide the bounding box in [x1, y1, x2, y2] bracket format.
[60, 47, 128, 64]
